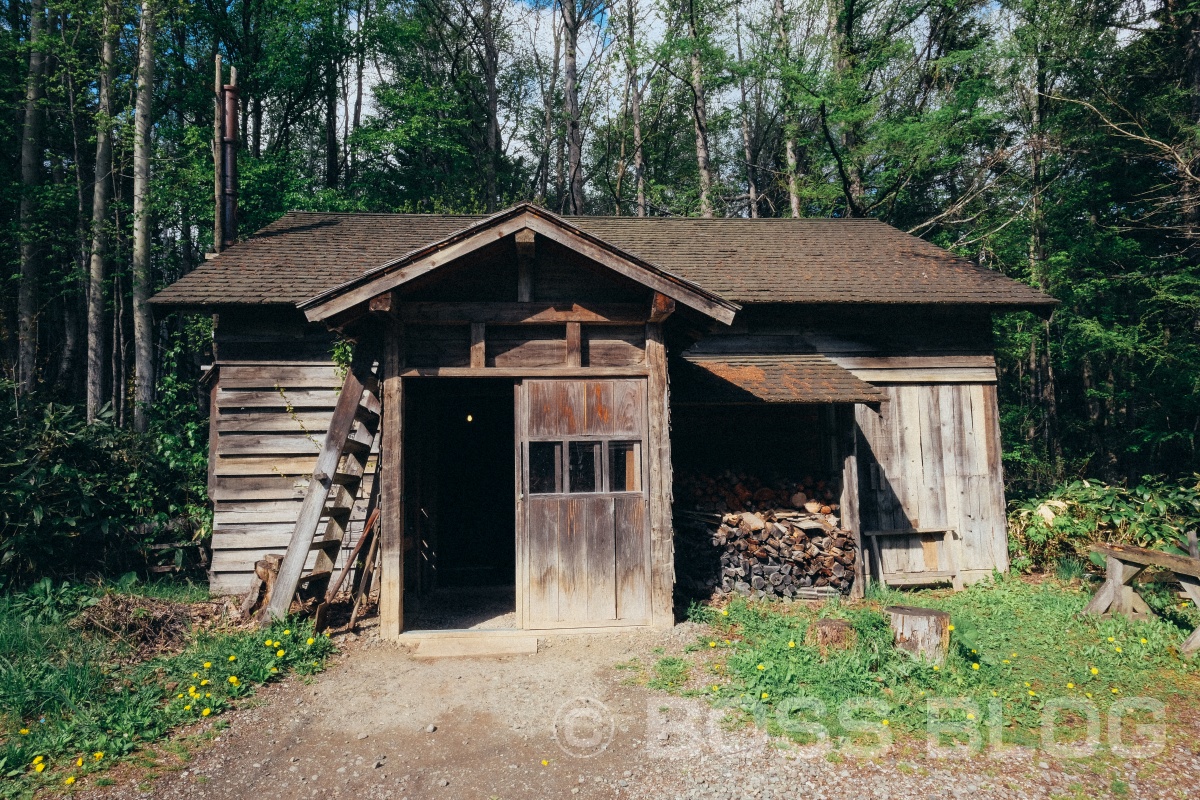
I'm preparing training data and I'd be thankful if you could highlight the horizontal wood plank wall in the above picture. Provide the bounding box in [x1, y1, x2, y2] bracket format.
[855, 381, 1007, 583]
[208, 360, 373, 595]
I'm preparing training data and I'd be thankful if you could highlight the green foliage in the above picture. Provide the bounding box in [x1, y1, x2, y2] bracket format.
[0, 381, 210, 589]
[1007, 476, 1200, 571]
[0, 581, 334, 797]
[683, 576, 1196, 746]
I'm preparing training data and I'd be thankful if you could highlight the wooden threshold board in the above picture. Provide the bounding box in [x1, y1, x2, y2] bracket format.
[411, 635, 538, 659]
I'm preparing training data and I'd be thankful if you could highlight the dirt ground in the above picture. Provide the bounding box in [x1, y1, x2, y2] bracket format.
[84, 618, 1200, 800]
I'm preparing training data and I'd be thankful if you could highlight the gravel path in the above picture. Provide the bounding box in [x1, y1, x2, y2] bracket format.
[82, 620, 1199, 800]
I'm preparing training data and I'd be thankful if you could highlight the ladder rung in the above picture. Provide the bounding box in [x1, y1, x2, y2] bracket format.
[355, 404, 380, 425]
[324, 505, 353, 519]
[331, 467, 363, 485]
[311, 539, 343, 553]
[297, 569, 333, 585]
[343, 438, 371, 458]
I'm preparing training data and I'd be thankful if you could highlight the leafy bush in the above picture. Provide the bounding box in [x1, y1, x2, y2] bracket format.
[0, 382, 210, 589]
[1007, 476, 1200, 571]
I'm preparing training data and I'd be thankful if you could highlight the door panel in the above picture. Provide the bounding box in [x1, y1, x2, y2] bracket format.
[518, 379, 650, 627]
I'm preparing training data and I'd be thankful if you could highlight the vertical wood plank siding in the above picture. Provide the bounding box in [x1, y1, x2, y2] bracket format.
[855, 381, 1008, 582]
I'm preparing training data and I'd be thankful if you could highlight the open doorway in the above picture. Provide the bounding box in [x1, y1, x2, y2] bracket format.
[404, 378, 516, 630]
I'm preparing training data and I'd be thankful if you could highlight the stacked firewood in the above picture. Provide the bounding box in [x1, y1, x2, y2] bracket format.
[673, 471, 857, 601]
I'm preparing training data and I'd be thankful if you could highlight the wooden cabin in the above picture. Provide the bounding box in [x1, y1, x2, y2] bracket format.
[151, 203, 1054, 637]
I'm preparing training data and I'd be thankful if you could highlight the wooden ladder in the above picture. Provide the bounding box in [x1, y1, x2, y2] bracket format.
[265, 345, 382, 622]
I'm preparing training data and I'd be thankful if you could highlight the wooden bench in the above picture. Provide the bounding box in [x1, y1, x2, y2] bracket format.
[862, 528, 963, 591]
[1083, 542, 1200, 658]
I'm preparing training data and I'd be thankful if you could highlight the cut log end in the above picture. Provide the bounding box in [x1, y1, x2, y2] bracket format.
[886, 605, 950, 664]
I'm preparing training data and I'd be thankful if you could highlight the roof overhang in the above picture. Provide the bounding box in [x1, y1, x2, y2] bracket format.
[299, 203, 739, 326]
[672, 354, 887, 405]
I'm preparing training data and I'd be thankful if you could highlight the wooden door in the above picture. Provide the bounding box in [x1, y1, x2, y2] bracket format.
[516, 379, 652, 628]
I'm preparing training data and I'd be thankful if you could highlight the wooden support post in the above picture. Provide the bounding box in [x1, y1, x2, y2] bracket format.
[470, 322, 485, 368]
[838, 405, 865, 599]
[378, 322, 405, 639]
[515, 229, 535, 302]
[649, 292, 675, 323]
[566, 322, 582, 368]
[1082, 555, 1145, 616]
[646, 322, 674, 629]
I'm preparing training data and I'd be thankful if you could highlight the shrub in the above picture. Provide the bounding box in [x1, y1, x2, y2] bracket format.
[1007, 476, 1200, 571]
[0, 383, 210, 589]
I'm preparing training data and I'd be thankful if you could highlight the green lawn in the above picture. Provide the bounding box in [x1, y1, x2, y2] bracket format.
[0, 578, 335, 797]
[659, 574, 1199, 749]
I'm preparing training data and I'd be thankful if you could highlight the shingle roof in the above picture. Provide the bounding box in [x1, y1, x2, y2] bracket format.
[672, 355, 887, 405]
[150, 208, 1054, 309]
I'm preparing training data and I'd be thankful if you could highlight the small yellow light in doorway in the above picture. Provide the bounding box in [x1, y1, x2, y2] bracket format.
[466, 414, 474, 423]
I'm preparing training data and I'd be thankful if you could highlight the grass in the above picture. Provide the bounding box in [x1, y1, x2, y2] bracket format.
[661, 573, 1199, 749]
[0, 578, 336, 798]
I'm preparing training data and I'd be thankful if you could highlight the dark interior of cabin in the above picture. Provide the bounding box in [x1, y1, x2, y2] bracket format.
[404, 378, 516, 629]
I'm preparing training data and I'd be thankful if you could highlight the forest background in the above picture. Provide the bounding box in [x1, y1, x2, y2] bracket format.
[1, 0, 1199, 581]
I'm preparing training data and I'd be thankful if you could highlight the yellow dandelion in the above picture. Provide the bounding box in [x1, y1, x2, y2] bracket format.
[1090, 667, 1099, 675]
[757, 664, 766, 671]
[1028, 690, 1036, 697]
[177, 693, 184, 699]
[712, 685, 719, 692]
[270, 667, 278, 674]
[200, 679, 209, 686]
[203, 662, 211, 669]
[1111, 687, 1120, 694]
[1086, 692, 1093, 698]
[966, 713, 975, 720]
[788, 641, 796, 649]
[228, 655, 237, 662]
[283, 629, 291, 636]
[881, 719, 890, 726]
[761, 692, 769, 700]
[273, 641, 281, 648]
[228, 676, 239, 685]
[1115, 647, 1122, 653]
[34, 764, 45, 773]
[947, 624, 954, 631]
[1011, 652, 1017, 658]
[541, 759, 549, 766]
[933, 665, 940, 671]
[307, 638, 315, 646]
[1107, 637, 1115, 643]
[202, 708, 211, 717]
[1002, 659, 1010, 664]
[276, 649, 285, 658]
[64, 776, 75, 785]
[709, 641, 716, 648]
[33, 756, 43, 765]
[1067, 682, 1075, 689]
[265, 639, 273, 647]
[1024, 682, 1031, 688]
[184, 705, 191, 711]
[972, 663, 980, 670]
[720, 609, 729, 616]
[19, 729, 28, 735]
[991, 691, 998, 696]
[76, 758, 83, 767]
[192, 672, 199, 678]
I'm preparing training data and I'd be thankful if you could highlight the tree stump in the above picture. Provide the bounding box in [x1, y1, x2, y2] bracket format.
[885, 605, 951, 664]
[805, 618, 856, 656]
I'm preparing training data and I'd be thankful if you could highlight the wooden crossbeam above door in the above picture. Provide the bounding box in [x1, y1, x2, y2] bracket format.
[392, 302, 649, 325]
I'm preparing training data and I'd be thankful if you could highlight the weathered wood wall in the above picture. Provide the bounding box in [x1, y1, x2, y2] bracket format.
[207, 310, 370, 595]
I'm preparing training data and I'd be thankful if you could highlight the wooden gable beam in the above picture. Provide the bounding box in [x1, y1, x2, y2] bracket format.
[397, 301, 647, 324]
[303, 210, 738, 325]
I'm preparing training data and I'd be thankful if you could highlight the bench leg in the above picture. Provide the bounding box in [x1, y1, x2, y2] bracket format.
[1082, 556, 1144, 616]
[1180, 577, 1200, 658]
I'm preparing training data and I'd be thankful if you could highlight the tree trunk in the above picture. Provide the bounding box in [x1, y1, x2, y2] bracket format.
[17, 0, 47, 394]
[562, 1, 585, 214]
[87, 0, 117, 421]
[481, 0, 499, 212]
[775, 0, 800, 217]
[538, 16, 560, 205]
[625, 0, 646, 217]
[687, 0, 713, 218]
[736, 5, 757, 218]
[886, 605, 950, 664]
[325, 58, 339, 189]
[132, 0, 156, 433]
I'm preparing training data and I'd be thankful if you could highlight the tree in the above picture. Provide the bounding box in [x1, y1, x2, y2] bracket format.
[132, 0, 156, 432]
[87, 0, 117, 422]
[17, 0, 47, 394]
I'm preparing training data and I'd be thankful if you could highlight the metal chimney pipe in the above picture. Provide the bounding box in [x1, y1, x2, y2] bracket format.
[213, 54, 224, 253]
[221, 67, 239, 250]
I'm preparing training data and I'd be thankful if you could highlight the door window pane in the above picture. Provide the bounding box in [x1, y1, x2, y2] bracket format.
[529, 441, 561, 494]
[608, 441, 641, 492]
[568, 441, 601, 493]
